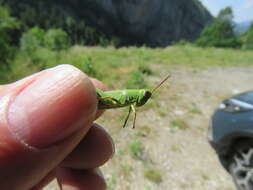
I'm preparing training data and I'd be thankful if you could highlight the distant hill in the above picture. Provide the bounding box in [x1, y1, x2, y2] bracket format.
[3, 0, 213, 47]
[235, 20, 253, 34]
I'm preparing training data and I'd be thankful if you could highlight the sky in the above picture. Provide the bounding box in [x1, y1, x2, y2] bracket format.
[199, 0, 253, 23]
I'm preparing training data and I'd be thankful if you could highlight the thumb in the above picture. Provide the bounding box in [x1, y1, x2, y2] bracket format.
[0, 65, 97, 190]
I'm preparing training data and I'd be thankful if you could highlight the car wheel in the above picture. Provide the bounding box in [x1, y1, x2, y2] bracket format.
[229, 141, 253, 190]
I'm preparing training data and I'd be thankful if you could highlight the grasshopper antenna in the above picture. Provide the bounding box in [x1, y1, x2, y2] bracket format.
[151, 74, 171, 94]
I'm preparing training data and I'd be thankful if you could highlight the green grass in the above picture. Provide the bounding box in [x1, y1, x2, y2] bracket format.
[1, 44, 253, 86]
[201, 173, 210, 181]
[129, 141, 144, 160]
[135, 125, 151, 137]
[138, 63, 153, 75]
[144, 169, 163, 184]
[107, 174, 117, 190]
[189, 104, 202, 115]
[125, 70, 148, 89]
[120, 164, 133, 176]
[144, 186, 152, 190]
[170, 119, 189, 130]
[171, 145, 181, 152]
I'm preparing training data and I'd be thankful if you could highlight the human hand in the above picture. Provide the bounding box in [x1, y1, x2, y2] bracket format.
[0, 65, 114, 190]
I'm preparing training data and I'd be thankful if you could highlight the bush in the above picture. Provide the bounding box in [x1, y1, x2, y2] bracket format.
[20, 27, 70, 53]
[44, 28, 70, 51]
[70, 56, 100, 78]
[80, 57, 99, 78]
[138, 64, 152, 75]
[30, 47, 57, 70]
[174, 39, 190, 46]
[20, 27, 45, 53]
[125, 71, 148, 89]
[98, 35, 111, 47]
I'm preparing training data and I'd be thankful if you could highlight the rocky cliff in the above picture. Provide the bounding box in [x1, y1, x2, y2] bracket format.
[82, 0, 213, 46]
[4, 0, 212, 47]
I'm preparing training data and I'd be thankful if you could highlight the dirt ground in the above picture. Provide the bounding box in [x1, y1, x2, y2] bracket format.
[45, 66, 253, 190]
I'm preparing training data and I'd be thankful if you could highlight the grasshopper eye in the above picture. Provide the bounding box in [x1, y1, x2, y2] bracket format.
[144, 91, 152, 99]
[137, 90, 152, 107]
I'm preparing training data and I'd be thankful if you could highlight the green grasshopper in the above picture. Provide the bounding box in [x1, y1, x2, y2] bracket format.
[96, 74, 170, 128]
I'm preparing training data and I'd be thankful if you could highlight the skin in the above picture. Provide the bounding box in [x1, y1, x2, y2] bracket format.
[0, 65, 114, 190]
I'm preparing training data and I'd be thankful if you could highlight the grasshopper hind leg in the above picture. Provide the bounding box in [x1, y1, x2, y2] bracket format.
[122, 104, 137, 129]
[123, 106, 132, 128]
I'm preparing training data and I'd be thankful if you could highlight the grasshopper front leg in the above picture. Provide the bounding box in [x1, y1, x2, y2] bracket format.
[131, 104, 137, 129]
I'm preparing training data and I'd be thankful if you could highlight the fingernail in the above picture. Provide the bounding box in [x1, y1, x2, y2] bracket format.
[8, 65, 97, 148]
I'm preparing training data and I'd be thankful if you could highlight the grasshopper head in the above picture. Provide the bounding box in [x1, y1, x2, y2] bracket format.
[136, 90, 152, 107]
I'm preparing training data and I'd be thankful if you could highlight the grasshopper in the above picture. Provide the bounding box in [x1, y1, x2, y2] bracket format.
[96, 74, 170, 128]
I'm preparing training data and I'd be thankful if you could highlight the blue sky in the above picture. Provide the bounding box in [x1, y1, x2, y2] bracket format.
[199, 0, 253, 22]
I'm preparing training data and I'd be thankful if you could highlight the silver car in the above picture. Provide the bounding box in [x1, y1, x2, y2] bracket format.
[208, 91, 253, 190]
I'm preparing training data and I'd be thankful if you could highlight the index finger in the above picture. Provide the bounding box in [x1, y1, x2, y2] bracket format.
[89, 77, 108, 120]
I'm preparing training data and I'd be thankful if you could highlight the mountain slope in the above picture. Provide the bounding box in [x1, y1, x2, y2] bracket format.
[4, 0, 212, 46]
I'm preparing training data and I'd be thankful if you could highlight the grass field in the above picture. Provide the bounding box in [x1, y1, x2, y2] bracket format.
[2, 44, 253, 87]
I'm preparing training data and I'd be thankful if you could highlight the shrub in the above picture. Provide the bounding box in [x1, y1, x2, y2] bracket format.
[175, 39, 190, 46]
[44, 28, 70, 51]
[71, 56, 100, 78]
[138, 64, 152, 75]
[20, 27, 70, 53]
[125, 70, 148, 89]
[30, 47, 57, 70]
[98, 35, 111, 47]
[20, 27, 45, 53]
[81, 57, 99, 78]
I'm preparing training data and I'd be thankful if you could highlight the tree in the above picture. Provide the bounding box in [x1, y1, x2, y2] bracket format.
[217, 7, 233, 21]
[2, 0, 113, 46]
[196, 7, 241, 48]
[243, 23, 253, 50]
[0, 3, 19, 66]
